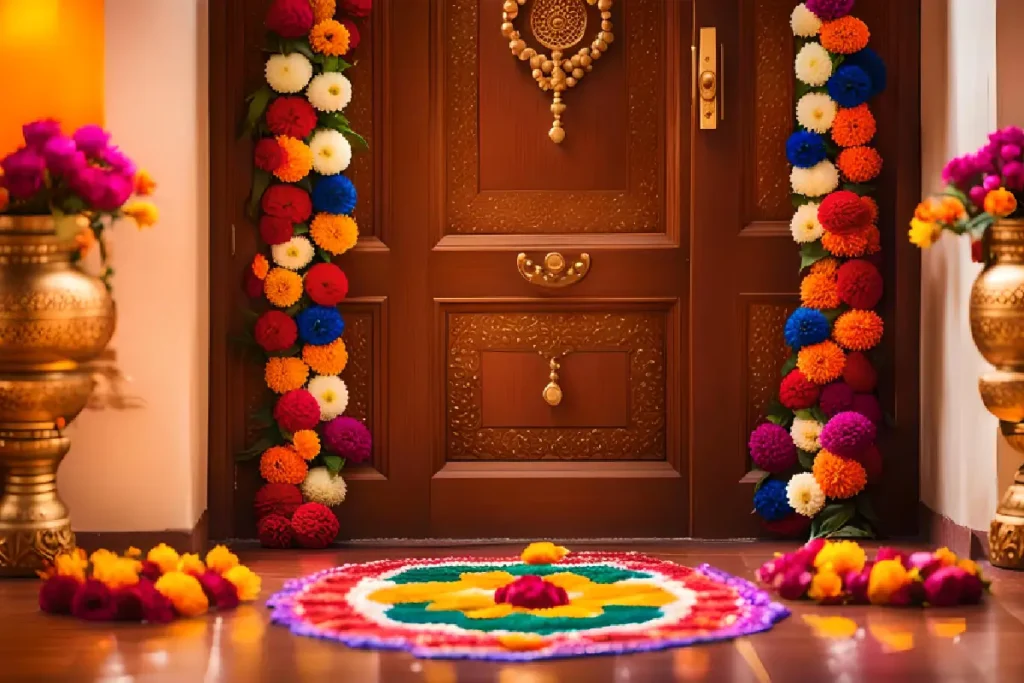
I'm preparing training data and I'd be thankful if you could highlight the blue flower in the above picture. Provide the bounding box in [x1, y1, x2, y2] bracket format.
[786, 131, 828, 168]
[827, 65, 872, 108]
[843, 47, 887, 97]
[784, 307, 831, 350]
[296, 306, 345, 346]
[754, 480, 794, 522]
[312, 175, 357, 215]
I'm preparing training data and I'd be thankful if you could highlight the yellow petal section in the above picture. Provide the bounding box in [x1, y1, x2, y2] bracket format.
[543, 573, 594, 591]
[458, 571, 515, 589]
[463, 604, 516, 619]
[426, 590, 497, 612]
[368, 582, 466, 604]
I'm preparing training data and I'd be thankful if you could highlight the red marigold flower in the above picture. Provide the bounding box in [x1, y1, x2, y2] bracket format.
[71, 579, 118, 622]
[39, 576, 80, 615]
[779, 369, 820, 410]
[762, 513, 812, 539]
[273, 389, 321, 433]
[843, 352, 878, 393]
[254, 138, 285, 173]
[837, 259, 884, 309]
[819, 190, 872, 235]
[258, 514, 295, 549]
[254, 310, 298, 352]
[972, 240, 983, 263]
[262, 185, 312, 223]
[339, 0, 372, 18]
[304, 262, 349, 306]
[259, 215, 295, 246]
[197, 571, 240, 610]
[254, 483, 303, 520]
[243, 269, 264, 298]
[266, 96, 318, 139]
[291, 502, 340, 549]
[265, 0, 314, 38]
[341, 18, 361, 50]
[854, 444, 883, 482]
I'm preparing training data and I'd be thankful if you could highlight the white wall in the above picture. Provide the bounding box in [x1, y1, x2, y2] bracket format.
[58, 0, 210, 531]
[919, 0, 999, 531]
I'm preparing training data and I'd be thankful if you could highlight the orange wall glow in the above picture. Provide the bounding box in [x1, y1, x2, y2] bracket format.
[0, 0, 104, 157]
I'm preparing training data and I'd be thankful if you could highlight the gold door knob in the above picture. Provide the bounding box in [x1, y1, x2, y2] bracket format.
[517, 252, 590, 288]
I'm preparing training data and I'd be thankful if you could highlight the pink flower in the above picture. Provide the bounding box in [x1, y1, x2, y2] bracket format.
[70, 579, 118, 621]
[39, 575, 81, 614]
[984, 174, 1002, 191]
[42, 136, 85, 176]
[100, 146, 137, 177]
[907, 551, 943, 578]
[23, 119, 62, 149]
[923, 566, 967, 607]
[844, 564, 873, 604]
[73, 124, 111, 157]
[494, 575, 569, 609]
[197, 571, 240, 610]
[777, 567, 813, 601]
[0, 148, 46, 199]
[969, 185, 987, 207]
[1001, 144, 1022, 161]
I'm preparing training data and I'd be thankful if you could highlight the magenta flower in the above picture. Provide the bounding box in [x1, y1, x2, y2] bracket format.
[1001, 144, 1022, 161]
[495, 575, 570, 609]
[97, 172, 134, 211]
[0, 148, 46, 199]
[22, 119, 62, 150]
[805, 0, 855, 21]
[38, 575, 82, 614]
[984, 174, 1002, 191]
[42, 136, 85, 176]
[70, 579, 118, 621]
[969, 185, 987, 207]
[923, 566, 967, 607]
[748, 423, 797, 473]
[907, 551, 942, 578]
[197, 571, 240, 610]
[843, 564, 873, 604]
[73, 124, 111, 157]
[777, 567, 813, 601]
[819, 411, 876, 458]
[100, 146, 137, 177]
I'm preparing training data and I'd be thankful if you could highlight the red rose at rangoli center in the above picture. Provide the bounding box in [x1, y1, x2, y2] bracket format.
[254, 138, 284, 173]
[260, 215, 295, 246]
[304, 263, 349, 306]
[265, 0, 314, 38]
[255, 310, 298, 352]
[262, 185, 312, 223]
[266, 96, 319, 139]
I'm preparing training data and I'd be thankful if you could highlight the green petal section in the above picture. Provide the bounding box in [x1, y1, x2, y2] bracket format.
[388, 564, 651, 585]
[385, 603, 662, 635]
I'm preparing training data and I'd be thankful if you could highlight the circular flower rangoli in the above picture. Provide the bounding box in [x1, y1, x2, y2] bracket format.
[267, 547, 789, 661]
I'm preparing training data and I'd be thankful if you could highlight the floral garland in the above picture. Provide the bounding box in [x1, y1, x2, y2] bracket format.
[757, 540, 989, 607]
[238, 0, 373, 548]
[38, 544, 261, 622]
[747, 1, 888, 540]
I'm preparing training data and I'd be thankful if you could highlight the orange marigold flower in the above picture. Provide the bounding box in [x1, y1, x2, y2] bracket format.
[310, 0, 336, 23]
[820, 16, 870, 54]
[263, 267, 303, 307]
[797, 340, 847, 385]
[293, 429, 321, 460]
[813, 449, 868, 499]
[252, 253, 270, 280]
[302, 337, 349, 375]
[984, 187, 1018, 218]
[833, 310, 884, 351]
[837, 146, 883, 183]
[800, 272, 841, 310]
[265, 357, 310, 394]
[274, 136, 313, 183]
[832, 104, 876, 148]
[134, 169, 157, 196]
[0, 186, 9, 212]
[810, 258, 840, 278]
[310, 212, 359, 255]
[861, 196, 879, 225]
[310, 19, 350, 56]
[822, 225, 874, 258]
[259, 445, 308, 485]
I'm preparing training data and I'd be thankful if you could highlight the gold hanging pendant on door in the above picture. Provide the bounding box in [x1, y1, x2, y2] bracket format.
[501, 0, 615, 144]
[542, 357, 563, 406]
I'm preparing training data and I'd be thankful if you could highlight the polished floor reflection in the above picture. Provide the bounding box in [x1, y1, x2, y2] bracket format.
[1, 543, 1023, 682]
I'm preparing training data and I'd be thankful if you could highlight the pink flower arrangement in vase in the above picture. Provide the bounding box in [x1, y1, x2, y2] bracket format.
[909, 126, 1024, 262]
[0, 119, 158, 285]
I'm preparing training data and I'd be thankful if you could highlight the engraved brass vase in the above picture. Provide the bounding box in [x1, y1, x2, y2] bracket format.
[973, 219, 1024, 568]
[0, 215, 115, 576]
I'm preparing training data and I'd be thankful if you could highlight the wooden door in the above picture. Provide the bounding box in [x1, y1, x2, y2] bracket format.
[208, 0, 920, 540]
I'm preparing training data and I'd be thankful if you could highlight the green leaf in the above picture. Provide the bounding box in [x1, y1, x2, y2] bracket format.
[966, 212, 995, 237]
[268, 344, 301, 358]
[765, 400, 793, 428]
[280, 39, 314, 60]
[294, 222, 310, 235]
[285, 302, 304, 316]
[322, 55, 344, 72]
[821, 307, 844, 324]
[856, 495, 880, 524]
[242, 86, 273, 137]
[815, 502, 856, 538]
[792, 193, 816, 208]
[235, 436, 273, 462]
[746, 469, 770, 492]
[277, 424, 294, 441]
[781, 355, 798, 377]
[800, 241, 827, 269]
[297, 176, 314, 193]
[320, 112, 351, 129]
[809, 406, 827, 423]
[324, 455, 344, 475]
[797, 448, 816, 470]
[319, 249, 333, 262]
[248, 169, 272, 220]
[340, 127, 369, 150]
[842, 182, 876, 196]
[250, 405, 274, 423]
[830, 524, 875, 539]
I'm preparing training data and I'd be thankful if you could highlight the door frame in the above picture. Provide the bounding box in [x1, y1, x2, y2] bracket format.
[206, 0, 922, 540]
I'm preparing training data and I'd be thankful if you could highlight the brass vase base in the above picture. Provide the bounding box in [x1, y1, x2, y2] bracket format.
[990, 466, 1024, 569]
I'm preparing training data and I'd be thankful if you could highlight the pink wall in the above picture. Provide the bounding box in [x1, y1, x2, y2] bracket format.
[57, 0, 209, 532]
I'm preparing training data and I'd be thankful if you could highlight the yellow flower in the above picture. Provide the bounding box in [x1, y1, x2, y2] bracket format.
[134, 169, 157, 196]
[122, 200, 159, 229]
[522, 542, 569, 565]
[43, 548, 88, 582]
[205, 545, 240, 575]
[223, 565, 262, 601]
[125, 546, 142, 559]
[293, 429, 321, 460]
[498, 634, 546, 651]
[958, 558, 979, 576]
[154, 571, 209, 617]
[147, 543, 181, 574]
[93, 557, 142, 590]
[934, 547, 958, 567]
[178, 553, 206, 575]
[867, 559, 910, 605]
[908, 217, 941, 248]
[90, 549, 119, 566]
[808, 569, 843, 601]
[813, 540, 866, 576]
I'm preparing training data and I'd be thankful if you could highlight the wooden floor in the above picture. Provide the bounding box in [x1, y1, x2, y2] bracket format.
[2, 542, 1024, 682]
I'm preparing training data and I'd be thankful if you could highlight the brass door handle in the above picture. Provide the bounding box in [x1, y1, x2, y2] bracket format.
[697, 27, 721, 129]
[517, 252, 590, 288]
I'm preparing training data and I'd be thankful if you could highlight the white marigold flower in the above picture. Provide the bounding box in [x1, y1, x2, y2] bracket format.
[797, 92, 838, 134]
[791, 3, 823, 37]
[310, 129, 353, 175]
[787, 472, 826, 517]
[307, 72, 352, 112]
[791, 160, 839, 197]
[795, 42, 833, 86]
[301, 467, 348, 507]
[265, 53, 313, 94]
[791, 417, 824, 452]
[791, 203, 824, 243]
[307, 375, 349, 420]
[271, 236, 315, 270]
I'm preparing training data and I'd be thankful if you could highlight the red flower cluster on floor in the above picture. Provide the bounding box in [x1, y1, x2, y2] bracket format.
[254, 485, 340, 549]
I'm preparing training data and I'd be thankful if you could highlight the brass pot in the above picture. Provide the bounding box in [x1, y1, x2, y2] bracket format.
[0, 215, 115, 576]
[973, 218, 1024, 568]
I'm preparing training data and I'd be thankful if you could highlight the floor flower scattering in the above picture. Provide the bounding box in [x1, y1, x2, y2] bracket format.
[267, 543, 789, 661]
